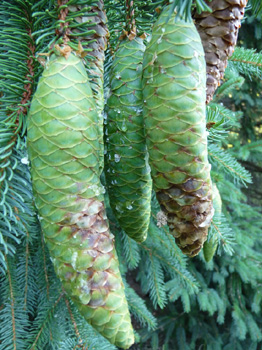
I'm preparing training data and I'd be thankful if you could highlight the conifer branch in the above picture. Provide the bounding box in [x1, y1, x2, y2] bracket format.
[30, 292, 64, 350]
[208, 103, 242, 127]
[121, 233, 141, 270]
[211, 219, 233, 254]
[64, 295, 84, 346]
[213, 75, 245, 102]
[151, 214, 186, 267]
[208, 143, 252, 185]
[125, 282, 157, 330]
[250, 0, 262, 18]
[125, 0, 136, 37]
[41, 232, 50, 298]
[0, 1, 38, 266]
[170, 0, 211, 21]
[5, 254, 16, 350]
[24, 229, 29, 310]
[0, 5, 35, 190]
[139, 244, 198, 291]
[229, 47, 262, 79]
[56, 0, 70, 41]
[148, 253, 166, 309]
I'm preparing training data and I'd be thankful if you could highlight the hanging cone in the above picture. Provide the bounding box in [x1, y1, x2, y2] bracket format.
[193, 0, 248, 104]
[27, 51, 134, 349]
[70, 0, 109, 173]
[105, 37, 152, 243]
[142, 5, 214, 257]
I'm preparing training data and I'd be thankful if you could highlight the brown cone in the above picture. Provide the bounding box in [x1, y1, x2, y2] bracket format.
[193, 0, 248, 104]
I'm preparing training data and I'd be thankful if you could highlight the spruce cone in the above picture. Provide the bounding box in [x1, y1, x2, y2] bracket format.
[193, 0, 248, 104]
[105, 37, 152, 243]
[27, 51, 134, 349]
[142, 6, 214, 257]
[70, 0, 109, 172]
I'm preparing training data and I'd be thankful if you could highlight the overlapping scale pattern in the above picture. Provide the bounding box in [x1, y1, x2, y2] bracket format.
[70, 0, 109, 172]
[105, 38, 152, 242]
[27, 52, 134, 349]
[193, 0, 248, 103]
[142, 6, 213, 257]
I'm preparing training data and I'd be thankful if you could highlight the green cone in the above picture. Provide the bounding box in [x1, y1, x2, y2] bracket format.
[142, 6, 214, 257]
[203, 183, 222, 262]
[27, 51, 134, 349]
[70, 0, 109, 173]
[105, 37, 152, 242]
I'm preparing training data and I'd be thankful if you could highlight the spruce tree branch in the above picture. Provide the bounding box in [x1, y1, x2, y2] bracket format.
[24, 228, 30, 311]
[30, 292, 64, 350]
[229, 47, 262, 79]
[122, 233, 140, 270]
[41, 231, 50, 298]
[152, 214, 184, 266]
[126, 296, 157, 330]
[139, 244, 197, 290]
[172, 0, 211, 21]
[125, 0, 136, 37]
[0, 9, 35, 192]
[213, 76, 244, 102]
[250, 0, 262, 17]
[148, 253, 164, 307]
[211, 220, 226, 246]
[209, 151, 246, 180]
[5, 254, 16, 350]
[63, 294, 85, 347]
[208, 144, 252, 184]
[56, 0, 70, 43]
[230, 58, 262, 67]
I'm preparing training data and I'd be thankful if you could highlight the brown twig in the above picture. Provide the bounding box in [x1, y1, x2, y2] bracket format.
[55, 0, 70, 43]
[120, 0, 136, 40]
[126, 0, 136, 35]
[64, 294, 86, 349]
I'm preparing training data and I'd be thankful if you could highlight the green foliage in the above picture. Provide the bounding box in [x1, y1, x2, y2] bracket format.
[250, 0, 262, 17]
[169, 0, 211, 20]
[229, 47, 262, 79]
[208, 143, 252, 185]
[0, 0, 38, 273]
[32, 0, 97, 50]
[0, 0, 262, 350]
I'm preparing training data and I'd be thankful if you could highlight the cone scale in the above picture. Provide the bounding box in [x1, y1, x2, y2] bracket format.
[142, 6, 214, 257]
[70, 0, 109, 173]
[27, 52, 134, 349]
[105, 37, 152, 243]
[193, 0, 248, 103]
